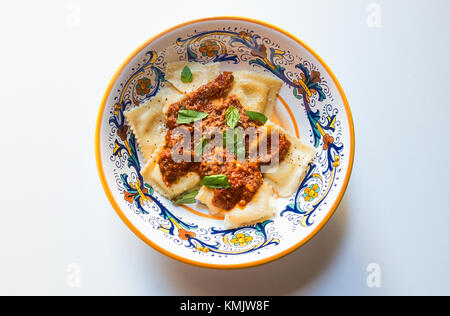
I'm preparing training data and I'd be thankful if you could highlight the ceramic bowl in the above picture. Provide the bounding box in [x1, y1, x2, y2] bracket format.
[96, 17, 354, 269]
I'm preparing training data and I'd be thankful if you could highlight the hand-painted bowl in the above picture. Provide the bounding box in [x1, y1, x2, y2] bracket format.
[96, 17, 354, 269]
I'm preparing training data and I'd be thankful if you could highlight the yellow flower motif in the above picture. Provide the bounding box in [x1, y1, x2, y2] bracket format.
[230, 233, 253, 247]
[196, 246, 210, 253]
[333, 154, 340, 167]
[238, 31, 252, 42]
[113, 102, 121, 115]
[303, 184, 319, 202]
[113, 142, 122, 157]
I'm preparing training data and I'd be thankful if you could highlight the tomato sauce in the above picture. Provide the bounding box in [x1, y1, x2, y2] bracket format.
[159, 72, 291, 210]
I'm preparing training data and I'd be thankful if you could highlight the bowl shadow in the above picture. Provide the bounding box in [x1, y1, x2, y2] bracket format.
[156, 193, 350, 295]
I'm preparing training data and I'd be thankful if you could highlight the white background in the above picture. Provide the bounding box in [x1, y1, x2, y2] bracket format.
[1, 0, 449, 295]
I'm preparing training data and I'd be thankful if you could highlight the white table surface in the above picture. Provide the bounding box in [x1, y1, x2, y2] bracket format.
[1, 0, 449, 295]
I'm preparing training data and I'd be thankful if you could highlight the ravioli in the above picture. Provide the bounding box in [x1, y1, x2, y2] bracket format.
[165, 61, 220, 94]
[124, 84, 184, 162]
[227, 70, 283, 118]
[124, 64, 313, 228]
[262, 121, 316, 197]
[160, 84, 186, 114]
[197, 181, 276, 228]
[141, 146, 200, 199]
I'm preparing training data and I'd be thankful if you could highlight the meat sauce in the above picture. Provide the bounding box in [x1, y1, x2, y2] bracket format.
[159, 72, 290, 210]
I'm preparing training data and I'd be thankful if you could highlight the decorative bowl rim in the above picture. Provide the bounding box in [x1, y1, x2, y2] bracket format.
[95, 16, 355, 269]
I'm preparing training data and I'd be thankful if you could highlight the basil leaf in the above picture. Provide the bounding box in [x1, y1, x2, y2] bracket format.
[201, 175, 230, 189]
[245, 110, 268, 124]
[181, 65, 193, 83]
[226, 106, 240, 128]
[174, 190, 199, 205]
[194, 136, 208, 157]
[177, 109, 208, 124]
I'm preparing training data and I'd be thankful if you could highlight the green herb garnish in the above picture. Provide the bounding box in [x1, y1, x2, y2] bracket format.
[194, 136, 208, 157]
[177, 109, 208, 124]
[174, 190, 199, 205]
[201, 175, 230, 189]
[226, 106, 240, 128]
[245, 110, 268, 124]
[181, 65, 193, 83]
